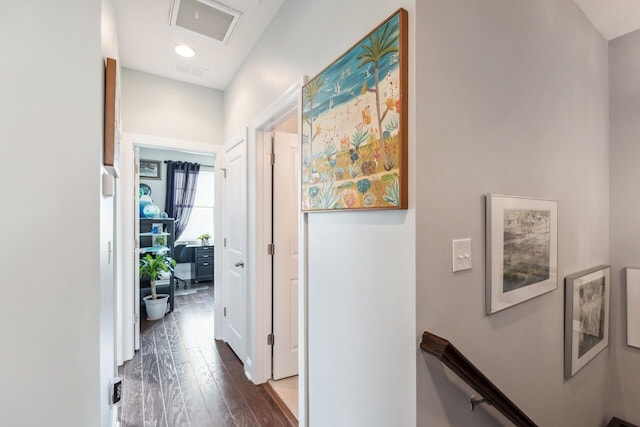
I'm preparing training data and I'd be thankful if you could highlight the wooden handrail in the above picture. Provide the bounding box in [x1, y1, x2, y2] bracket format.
[420, 331, 537, 427]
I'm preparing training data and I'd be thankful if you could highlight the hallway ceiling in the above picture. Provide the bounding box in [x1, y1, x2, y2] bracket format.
[114, 0, 284, 90]
[574, 0, 640, 41]
[113, 1, 640, 90]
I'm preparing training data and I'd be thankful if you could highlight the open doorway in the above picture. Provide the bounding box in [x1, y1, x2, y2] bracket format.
[116, 133, 224, 366]
[262, 114, 301, 424]
[137, 147, 216, 299]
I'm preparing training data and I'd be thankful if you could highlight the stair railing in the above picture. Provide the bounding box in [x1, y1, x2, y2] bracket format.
[420, 330, 536, 427]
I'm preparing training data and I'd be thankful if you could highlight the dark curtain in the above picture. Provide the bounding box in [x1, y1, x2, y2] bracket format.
[165, 161, 200, 240]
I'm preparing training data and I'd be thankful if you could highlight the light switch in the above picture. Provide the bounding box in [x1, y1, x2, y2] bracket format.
[452, 238, 472, 273]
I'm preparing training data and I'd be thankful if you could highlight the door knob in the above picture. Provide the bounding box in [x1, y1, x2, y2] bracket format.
[235, 261, 245, 268]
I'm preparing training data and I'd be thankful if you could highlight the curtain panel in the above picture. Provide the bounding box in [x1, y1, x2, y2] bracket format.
[165, 161, 200, 240]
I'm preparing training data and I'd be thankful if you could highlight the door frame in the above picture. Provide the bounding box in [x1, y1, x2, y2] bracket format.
[117, 132, 223, 362]
[245, 79, 309, 426]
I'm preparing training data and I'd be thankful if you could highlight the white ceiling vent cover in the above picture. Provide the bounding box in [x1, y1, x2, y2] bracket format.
[169, 0, 242, 45]
[175, 63, 208, 78]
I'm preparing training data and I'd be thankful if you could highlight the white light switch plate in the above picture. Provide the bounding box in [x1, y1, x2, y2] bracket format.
[452, 238, 472, 272]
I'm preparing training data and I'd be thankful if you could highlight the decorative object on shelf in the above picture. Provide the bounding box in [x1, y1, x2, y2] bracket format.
[139, 194, 152, 216]
[564, 265, 610, 377]
[151, 224, 167, 247]
[139, 253, 176, 320]
[198, 233, 211, 246]
[301, 8, 408, 212]
[143, 203, 160, 218]
[140, 183, 152, 196]
[140, 159, 162, 179]
[485, 194, 558, 314]
[626, 268, 640, 348]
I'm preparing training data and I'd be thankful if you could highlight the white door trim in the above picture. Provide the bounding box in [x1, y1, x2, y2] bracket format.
[117, 132, 223, 363]
[245, 78, 309, 427]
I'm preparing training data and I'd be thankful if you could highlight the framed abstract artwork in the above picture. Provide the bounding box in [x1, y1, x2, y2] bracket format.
[301, 9, 408, 211]
[485, 194, 558, 314]
[564, 266, 610, 377]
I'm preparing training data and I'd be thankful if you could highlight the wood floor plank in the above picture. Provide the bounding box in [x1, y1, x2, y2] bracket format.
[175, 361, 215, 427]
[232, 408, 262, 427]
[157, 352, 190, 427]
[154, 317, 172, 355]
[186, 347, 237, 427]
[210, 358, 250, 415]
[142, 348, 168, 427]
[224, 361, 290, 427]
[120, 355, 144, 427]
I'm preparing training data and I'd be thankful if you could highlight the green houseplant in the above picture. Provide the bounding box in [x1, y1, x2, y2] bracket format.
[139, 253, 176, 320]
[198, 233, 211, 246]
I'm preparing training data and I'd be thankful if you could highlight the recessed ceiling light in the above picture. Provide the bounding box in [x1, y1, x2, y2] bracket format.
[174, 44, 196, 58]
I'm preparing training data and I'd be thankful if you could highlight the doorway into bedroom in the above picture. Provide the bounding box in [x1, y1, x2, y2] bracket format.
[137, 147, 216, 302]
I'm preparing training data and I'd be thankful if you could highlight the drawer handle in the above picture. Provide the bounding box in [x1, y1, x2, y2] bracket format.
[202, 255, 209, 258]
[235, 261, 245, 268]
[202, 262, 209, 266]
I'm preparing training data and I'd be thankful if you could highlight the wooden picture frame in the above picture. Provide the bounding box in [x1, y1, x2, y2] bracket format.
[140, 160, 162, 180]
[564, 265, 610, 377]
[301, 8, 408, 211]
[104, 57, 119, 176]
[486, 194, 558, 314]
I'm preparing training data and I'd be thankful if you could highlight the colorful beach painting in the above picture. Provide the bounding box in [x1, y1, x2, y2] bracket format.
[301, 9, 408, 211]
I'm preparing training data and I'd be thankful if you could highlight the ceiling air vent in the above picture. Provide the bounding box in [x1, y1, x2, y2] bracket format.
[175, 63, 208, 78]
[169, 0, 242, 45]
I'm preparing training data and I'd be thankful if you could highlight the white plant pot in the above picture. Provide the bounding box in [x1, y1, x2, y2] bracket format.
[143, 294, 169, 320]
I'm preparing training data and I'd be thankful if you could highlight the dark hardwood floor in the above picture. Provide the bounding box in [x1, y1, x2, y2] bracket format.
[118, 286, 292, 427]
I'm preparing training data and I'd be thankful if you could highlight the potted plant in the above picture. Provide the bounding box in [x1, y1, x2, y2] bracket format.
[198, 233, 211, 246]
[139, 253, 176, 320]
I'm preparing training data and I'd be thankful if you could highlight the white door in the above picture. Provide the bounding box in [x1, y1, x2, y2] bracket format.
[272, 131, 299, 380]
[223, 138, 247, 362]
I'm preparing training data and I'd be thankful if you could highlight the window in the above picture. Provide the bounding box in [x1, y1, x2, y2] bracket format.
[179, 169, 214, 242]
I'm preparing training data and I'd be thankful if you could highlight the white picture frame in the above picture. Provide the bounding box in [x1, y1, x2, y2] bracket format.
[564, 266, 610, 377]
[486, 194, 558, 314]
[626, 267, 640, 348]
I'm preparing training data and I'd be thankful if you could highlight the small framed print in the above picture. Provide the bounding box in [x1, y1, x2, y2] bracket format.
[485, 194, 558, 314]
[564, 266, 610, 378]
[140, 160, 162, 180]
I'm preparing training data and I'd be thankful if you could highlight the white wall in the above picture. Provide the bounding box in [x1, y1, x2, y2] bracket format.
[415, 1, 610, 426]
[608, 28, 640, 425]
[100, 0, 119, 426]
[0, 1, 108, 426]
[121, 67, 224, 143]
[224, 1, 416, 425]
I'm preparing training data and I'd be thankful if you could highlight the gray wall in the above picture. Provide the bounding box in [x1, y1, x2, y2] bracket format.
[415, 1, 611, 426]
[608, 29, 640, 424]
[224, 0, 417, 425]
[121, 67, 223, 143]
